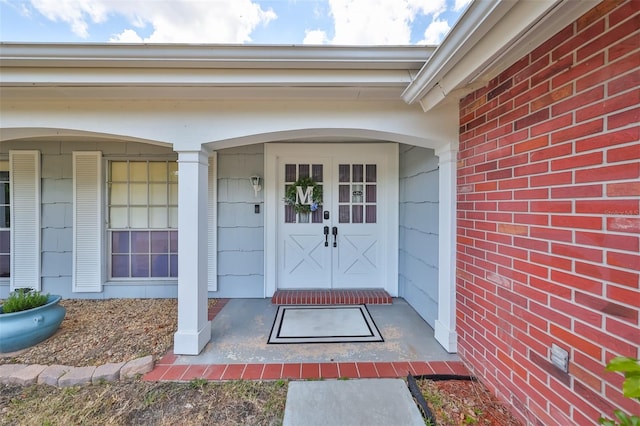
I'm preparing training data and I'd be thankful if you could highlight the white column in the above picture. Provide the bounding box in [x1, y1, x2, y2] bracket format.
[174, 149, 212, 355]
[434, 143, 458, 353]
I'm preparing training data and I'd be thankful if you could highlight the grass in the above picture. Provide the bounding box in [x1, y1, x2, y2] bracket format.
[188, 378, 208, 390]
[0, 379, 288, 426]
[1, 370, 520, 425]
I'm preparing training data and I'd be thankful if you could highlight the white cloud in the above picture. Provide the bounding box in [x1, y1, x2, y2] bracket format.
[27, 0, 276, 43]
[313, 3, 325, 19]
[419, 19, 450, 45]
[303, 29, 330, 45]
[453, 0, 472, 12]
[31, 0, 108, 38]
[110, 29, 143, 43]
[22, 0, 463, 45]
[16, 2, 33, 18]
[321, 0, 446, 45]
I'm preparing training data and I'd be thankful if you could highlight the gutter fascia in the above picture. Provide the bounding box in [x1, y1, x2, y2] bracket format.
[403, 0, 601, 112]
[401, 0, 514, 107]
[0, 43, 433, 71]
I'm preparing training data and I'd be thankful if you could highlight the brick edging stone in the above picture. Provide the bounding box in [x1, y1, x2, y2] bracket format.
[0, 355, 154, 387]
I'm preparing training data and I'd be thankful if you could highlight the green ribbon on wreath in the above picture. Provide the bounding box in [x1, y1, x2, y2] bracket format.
[284, 176, 323, 214]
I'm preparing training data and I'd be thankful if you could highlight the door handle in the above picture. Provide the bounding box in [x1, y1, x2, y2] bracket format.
[324, 226, 330, 247]
[332, 226, 338, 247]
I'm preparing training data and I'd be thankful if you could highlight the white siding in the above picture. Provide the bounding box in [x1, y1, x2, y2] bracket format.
[398, 144, 439, 327]
[208, 152, 217, 291]
[0, 140, 179, 298]
[72, 151, 103, 292]
[216, 144, 264, 298]
[9, 150, 41, 291]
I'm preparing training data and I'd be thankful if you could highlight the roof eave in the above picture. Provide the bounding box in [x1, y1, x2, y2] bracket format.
[0, 43, 434, 71]
[402, 0, 602, 111]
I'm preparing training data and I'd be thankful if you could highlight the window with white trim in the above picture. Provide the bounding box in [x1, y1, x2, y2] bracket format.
[0, 161, 9, 277]
[107, 161, 178, 279]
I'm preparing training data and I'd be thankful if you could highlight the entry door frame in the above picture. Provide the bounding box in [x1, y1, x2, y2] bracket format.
[264, 143, 399, 297]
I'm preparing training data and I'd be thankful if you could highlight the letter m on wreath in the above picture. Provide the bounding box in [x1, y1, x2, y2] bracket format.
[296, 186, 314, 205]
[285, 177, 322, 214]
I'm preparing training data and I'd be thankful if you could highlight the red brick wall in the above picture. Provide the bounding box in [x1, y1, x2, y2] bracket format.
[456, 1, 639, 424]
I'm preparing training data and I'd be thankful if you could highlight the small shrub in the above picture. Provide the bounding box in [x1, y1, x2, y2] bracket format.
[1, 288, 49, 314]
[599, 357, 640, 426]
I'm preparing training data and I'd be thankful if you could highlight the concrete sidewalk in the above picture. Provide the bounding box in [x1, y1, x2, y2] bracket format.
[283, 378, 424, 426]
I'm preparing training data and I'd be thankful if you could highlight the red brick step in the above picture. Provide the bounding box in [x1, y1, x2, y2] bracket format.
[271, 289, 392, 305]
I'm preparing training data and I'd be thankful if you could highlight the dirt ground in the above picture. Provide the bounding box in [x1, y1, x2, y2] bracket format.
[2, 299, 179, 366]
[418, 378, 521, 425]
[0, 298, 521, 425]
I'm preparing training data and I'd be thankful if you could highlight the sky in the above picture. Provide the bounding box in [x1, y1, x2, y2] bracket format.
[0, 0, 472, 45]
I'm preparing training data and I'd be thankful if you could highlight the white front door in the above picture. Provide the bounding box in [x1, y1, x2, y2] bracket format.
[267, 144, 398, 293]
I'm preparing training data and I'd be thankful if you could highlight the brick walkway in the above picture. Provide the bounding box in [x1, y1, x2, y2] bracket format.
[143, 354, 469, 382]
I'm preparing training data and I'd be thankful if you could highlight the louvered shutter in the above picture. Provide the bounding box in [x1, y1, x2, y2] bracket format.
[72, 152, 103, 292]
[208, 153, 218, 291]
[9, 150, 41, 291]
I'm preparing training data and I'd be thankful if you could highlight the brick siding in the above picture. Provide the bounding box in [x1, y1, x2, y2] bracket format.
[456, 1, 639, 424]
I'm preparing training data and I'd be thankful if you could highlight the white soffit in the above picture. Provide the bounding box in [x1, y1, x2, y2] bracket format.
[403, 0, 602, 111]
[0, 86, 411, 101]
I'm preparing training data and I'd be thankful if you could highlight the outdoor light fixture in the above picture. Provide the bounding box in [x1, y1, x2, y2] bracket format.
[250, 175, 262, 197]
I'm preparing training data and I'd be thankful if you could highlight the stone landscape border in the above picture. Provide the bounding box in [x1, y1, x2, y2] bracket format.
[0, 355, 154, 387]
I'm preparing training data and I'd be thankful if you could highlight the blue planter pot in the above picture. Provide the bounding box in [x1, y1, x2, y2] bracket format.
[0, 295, 66, 353]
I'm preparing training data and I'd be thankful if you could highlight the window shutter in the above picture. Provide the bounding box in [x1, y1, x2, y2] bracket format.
[72, 152, 103, 292]
[9, 150, 41, 291]
[208, 153, 217, 291]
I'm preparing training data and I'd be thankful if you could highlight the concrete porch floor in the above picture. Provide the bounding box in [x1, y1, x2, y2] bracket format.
[180, 298, 458, 364]
[144, 298, 464, 382]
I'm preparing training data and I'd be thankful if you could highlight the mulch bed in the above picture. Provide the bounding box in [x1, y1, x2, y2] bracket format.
[2, 299, 180, 366]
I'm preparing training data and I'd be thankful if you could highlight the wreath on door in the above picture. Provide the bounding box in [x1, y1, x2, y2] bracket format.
[284, 177, 323, 214]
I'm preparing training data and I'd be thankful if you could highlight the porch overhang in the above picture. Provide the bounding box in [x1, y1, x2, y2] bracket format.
[0, 43, 433, 102]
